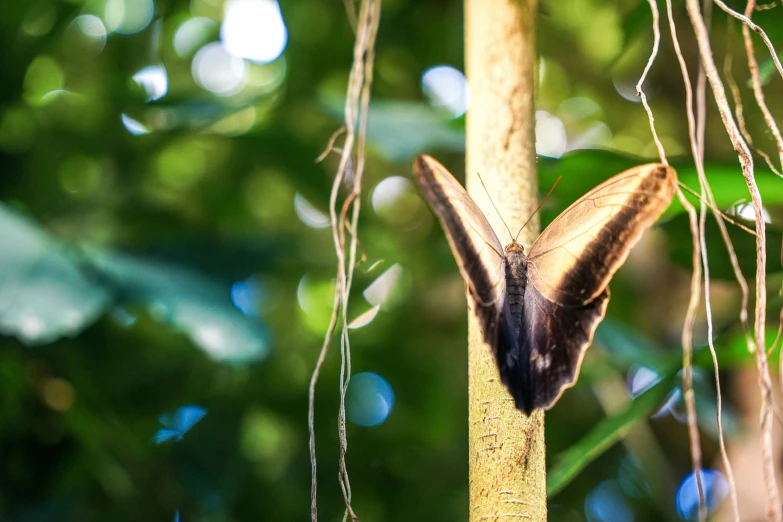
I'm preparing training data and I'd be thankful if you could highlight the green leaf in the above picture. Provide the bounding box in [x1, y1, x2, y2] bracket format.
[671, 163, 783, 219]
[325, 98, 465, 160]
[539, 150, 782, 219]
[547, 373, 675, 497]
[663, 211, 782, 279]
[0, 204, 111, 344]
[82, 247, 270, 364]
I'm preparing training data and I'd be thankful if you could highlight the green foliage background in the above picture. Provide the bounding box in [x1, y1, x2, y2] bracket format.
[1, 0, 782, 521]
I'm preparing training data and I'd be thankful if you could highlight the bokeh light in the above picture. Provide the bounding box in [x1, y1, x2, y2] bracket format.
[133, 65, 168, 101]
[156, 139, 207, 189]
[21, 2, 56, 37]
[348, 305, 380, 330]
[65, 15, 108, 59]
[0, 107, 36, 153]
[421, 65, 469, 118]
[584, 480, 635, 522]
[294, 193, 330, 229]
[192, 42, 248, 96]
[729, 200, 771, 223]
[241, 409, 296, 480]
[23, 56, 63, 106]
[104, 0, 155, 35]
[231, 278, 264, 317]
[121, 113, 151, 135]
[296, 274, 336, 333]
[676, 469, 729, 520]
[371, 175, 426, 226]
[154, 405, 207, 444]
[58, 155, 102, 197]
[371, 176, 410, 212]
[363, 263, 402, 308]
[535, 110, 567, 158]
[42, 378, 76, 412]
[628, 366, 660, 398]
[174, 17, 217, 58]
[346, 372, 395, 427]
[221, 0, 288, 63]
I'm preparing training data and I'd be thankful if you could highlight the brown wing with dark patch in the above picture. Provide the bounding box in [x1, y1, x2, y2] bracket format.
[527, 164, 677, 307]
[517, 284, 609, 412]
[412, 155, 506, 314]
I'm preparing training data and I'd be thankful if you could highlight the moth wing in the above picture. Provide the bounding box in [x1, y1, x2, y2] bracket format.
[527, 163, 677, 307]
[413, 155, 506, 320]
[514, 285, 609, 412]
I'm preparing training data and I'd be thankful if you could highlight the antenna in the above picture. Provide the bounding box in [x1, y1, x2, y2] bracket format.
[514, 176, 562, 243]
[476, 172, 563, 244]
[476, 171, 515, 241]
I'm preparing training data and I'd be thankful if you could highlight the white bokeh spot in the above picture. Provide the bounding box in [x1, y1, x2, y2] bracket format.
[221, 0, 288, 64]
[192, 42, 248, 96]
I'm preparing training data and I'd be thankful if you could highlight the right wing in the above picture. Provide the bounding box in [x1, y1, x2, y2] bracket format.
[527, 164, 676, 307]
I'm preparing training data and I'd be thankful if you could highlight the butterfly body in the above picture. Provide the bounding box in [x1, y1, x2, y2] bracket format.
[413, 155, 676, 414]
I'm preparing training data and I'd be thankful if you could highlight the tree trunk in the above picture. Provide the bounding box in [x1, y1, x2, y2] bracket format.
[464, 1, 547, 520]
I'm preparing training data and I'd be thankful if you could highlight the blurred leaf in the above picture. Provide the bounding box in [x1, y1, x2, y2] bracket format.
[547, 373, 675, 497]
[0, 203, 269, 362]
[82, 247, 270, 364]
[538, 150, 783, 222]
[596, 318, 673, 372]
[326, 99, 465, 160]
[663, 212, 782, 279]
[0, 204, 111, 344]
[673, 164, 783, 219]
[755, 57, 777, 87]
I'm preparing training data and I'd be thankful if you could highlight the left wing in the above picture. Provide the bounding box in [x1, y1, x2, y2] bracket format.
[412, 155, 506, 318]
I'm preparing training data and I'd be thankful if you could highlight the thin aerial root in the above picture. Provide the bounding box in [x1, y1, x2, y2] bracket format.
[637, 0, 668, 165]
[677, 183, 757, 237]
[741, 0, 783, 176]
[677, 189, 708, 522]
[666, 2, 707, 517]
[711, 0, 783, 83]
[722, 17, 782, 176]
[316, 126, 347, 163]
[692, 1, 742, 517]
[309, 1, 382, 521]
[685, 0, 780, 518]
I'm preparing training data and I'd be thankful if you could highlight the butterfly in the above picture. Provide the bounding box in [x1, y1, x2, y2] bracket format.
[413, 155, 677, 414]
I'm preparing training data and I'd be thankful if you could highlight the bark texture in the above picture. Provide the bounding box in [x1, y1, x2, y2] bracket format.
[465, 1, 547, 520]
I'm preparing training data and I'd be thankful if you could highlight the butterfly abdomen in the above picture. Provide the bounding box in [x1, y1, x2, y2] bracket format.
[504, 251, 528, 335]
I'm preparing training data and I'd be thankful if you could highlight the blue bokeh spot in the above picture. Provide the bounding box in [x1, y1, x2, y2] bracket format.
[153, 405, 207, 445]
[676, 469, 729, 520]
[346, 372, 394, 427]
